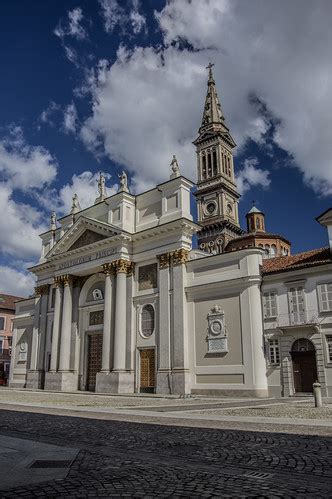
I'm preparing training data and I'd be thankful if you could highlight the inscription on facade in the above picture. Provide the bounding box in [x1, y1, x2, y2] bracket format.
[58, 248, 116, 271]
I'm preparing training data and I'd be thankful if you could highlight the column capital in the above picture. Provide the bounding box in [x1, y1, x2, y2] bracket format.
[35, 284, 49, 296]
[53, 276, 63, 288]
[158, 253, 171, 269]
[113, 259, 132, 274]
[171, 248, 189, 266]
[61, 274, 73, 286]
[102, 263, 116, 276]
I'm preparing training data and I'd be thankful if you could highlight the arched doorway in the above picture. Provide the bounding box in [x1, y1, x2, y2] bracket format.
[291, 339, 318, 393]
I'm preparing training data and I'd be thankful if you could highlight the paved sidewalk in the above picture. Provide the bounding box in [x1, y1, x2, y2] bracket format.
[0, 388, 331, 436]
[0, 409, 331, 497]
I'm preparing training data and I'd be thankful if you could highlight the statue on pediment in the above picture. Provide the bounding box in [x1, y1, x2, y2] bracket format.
[170, 154, 180, 179]
[95, 172, 107, 204]
[118, 170, 129, 193]
[50, 211, 57, 231]
[71, 194, 81, 214]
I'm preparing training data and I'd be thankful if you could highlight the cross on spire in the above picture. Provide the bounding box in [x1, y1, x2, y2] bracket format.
[206, 62, 215, 82]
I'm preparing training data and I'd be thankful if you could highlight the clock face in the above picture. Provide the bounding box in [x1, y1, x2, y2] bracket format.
[206, 201, 216, 215]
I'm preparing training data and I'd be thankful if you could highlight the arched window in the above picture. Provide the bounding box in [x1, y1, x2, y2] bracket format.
[212, 149, 218, 176]
[227, 157, 231, 176]
[202, 154, 207, 179]
[263, 244, 270, 259]
[207, 151, 212, 177]
[141, 304, 155, 337]
[270, 244, 277, 257]
[256, 218, 260, 230]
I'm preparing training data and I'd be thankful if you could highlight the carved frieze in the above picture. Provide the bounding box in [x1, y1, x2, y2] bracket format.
[138, 263, 157, 290]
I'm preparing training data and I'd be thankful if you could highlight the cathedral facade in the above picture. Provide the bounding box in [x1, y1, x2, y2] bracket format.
[10, 68, 332, 397]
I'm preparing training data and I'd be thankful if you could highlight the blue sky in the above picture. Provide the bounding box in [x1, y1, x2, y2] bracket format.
[0, 0, 331, 295]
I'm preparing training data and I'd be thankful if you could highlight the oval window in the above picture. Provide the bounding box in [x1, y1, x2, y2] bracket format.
[141, 304, 155, 338]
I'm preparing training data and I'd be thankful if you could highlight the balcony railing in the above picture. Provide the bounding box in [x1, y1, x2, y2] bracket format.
[265, 310, 319, 328]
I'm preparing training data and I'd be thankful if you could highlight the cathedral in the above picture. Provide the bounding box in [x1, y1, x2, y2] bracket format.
[10, 66, 332, 397]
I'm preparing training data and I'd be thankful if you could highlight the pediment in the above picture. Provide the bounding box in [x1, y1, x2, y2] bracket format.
[47, 216, 123, 258]
[68, 230, 108, 251]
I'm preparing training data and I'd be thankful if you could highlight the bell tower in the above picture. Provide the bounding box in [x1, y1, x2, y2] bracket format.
[194, 64, 244, 254]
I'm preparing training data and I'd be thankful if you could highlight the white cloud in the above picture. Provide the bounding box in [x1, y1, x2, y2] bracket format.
[63, 102, 78, 133]
[39, 101, 60, 126]
[98, 0, 125, 33]
[81, 0, 332, 196]
[130, 0, 147, 34]
[0, 265, 35, 297]
[0, 184, 46, 260]
[54, 7, 87, 41]
[236, 158, 271, 196]
[0, 127, 57, 191]
[57, 171, 117, 213]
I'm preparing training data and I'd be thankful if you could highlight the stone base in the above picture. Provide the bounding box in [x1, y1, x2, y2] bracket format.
[26, 370, 45, 390]
[95, 372, 115, 393]
[101, 371, 134, 394]
[156, 370, 172, 395]
[171, 369, 191, 395]
[191, 388, 269, 398]
[44, 371, 78, 392]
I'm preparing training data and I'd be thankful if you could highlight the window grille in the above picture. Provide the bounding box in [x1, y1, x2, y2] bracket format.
[326, 335, 332, 362]
[141, 304, 155, 337]
[263, 292, 277, 318]
[268, 339, 280, 364]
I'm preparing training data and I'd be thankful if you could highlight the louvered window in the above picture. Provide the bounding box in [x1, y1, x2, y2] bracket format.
[318, 283, 332, 312]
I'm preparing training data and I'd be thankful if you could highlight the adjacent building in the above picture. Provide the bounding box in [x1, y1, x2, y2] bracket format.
[0, 294, 24, 384]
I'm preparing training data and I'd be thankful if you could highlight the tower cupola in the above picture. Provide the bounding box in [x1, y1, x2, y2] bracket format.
[246, 206, 265, 233]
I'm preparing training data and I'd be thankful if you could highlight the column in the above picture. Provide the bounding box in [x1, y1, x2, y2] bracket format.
[50, 278, 62, 372]
[247, 283, 269, 396]
[170, 249, 191, 394]
[37, 286, 49, 372]
[101, 263, 114, 371]
[156, 253, 171, 394]
[113, 259, 129, 371]
[29, 291, 41, 372]
[58, 275, 73, 372]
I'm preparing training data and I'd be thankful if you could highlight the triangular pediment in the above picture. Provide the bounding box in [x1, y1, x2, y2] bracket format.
[68, 230, 108, 251]
[47, 216, 124, 258]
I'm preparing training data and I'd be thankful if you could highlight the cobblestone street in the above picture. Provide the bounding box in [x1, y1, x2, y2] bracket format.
[0, 408, 331, 497]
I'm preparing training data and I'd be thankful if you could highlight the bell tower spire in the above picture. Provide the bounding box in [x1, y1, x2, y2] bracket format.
[194, 64, 243, 254]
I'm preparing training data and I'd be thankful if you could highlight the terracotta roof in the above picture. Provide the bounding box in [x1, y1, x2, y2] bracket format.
[0, 293, 26, 311]
[262, 247, 331, 275]
[227, 232, 291, 247]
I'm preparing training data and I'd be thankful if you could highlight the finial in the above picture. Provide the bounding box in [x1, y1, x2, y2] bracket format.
[206, 62, 215, 82]
[50, 211, 57, 231]
[95, 171, 107, 204]
[71, 193, 81, 214]
[118, 170, 129, 193]
[170, 154, 180, 179]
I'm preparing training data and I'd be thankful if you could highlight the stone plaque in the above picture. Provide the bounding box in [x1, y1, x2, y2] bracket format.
[138, 264, 157, 291]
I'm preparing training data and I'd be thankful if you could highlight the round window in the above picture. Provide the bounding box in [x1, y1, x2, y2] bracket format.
[206, 202, 216, 215]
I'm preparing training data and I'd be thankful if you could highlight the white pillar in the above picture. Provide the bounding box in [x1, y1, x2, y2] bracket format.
[50, 280, 62, 372]
[171, 249, 190, 394]
[101, 264, 114, 371]
[58, 275, 73, 372]
[37, 287, 49, 371]
[30, 292, 41, 371]
[248, 283, 268, 394]
[113, 260, 128, 371]
[156, 254, 171, 394]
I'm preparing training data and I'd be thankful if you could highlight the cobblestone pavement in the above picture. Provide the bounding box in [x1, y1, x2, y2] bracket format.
[0, 409, 331, 497]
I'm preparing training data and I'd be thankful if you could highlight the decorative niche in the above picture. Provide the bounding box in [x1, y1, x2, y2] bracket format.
[206, 305, 228, 354]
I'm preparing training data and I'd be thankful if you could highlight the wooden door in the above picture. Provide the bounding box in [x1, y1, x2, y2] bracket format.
[87, 334, 103, 391]
[292, 352, 317, 393]
[140, 349, 155, 393]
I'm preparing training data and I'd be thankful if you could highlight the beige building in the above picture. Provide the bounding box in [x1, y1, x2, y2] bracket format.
[10, 67, 332, 398]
